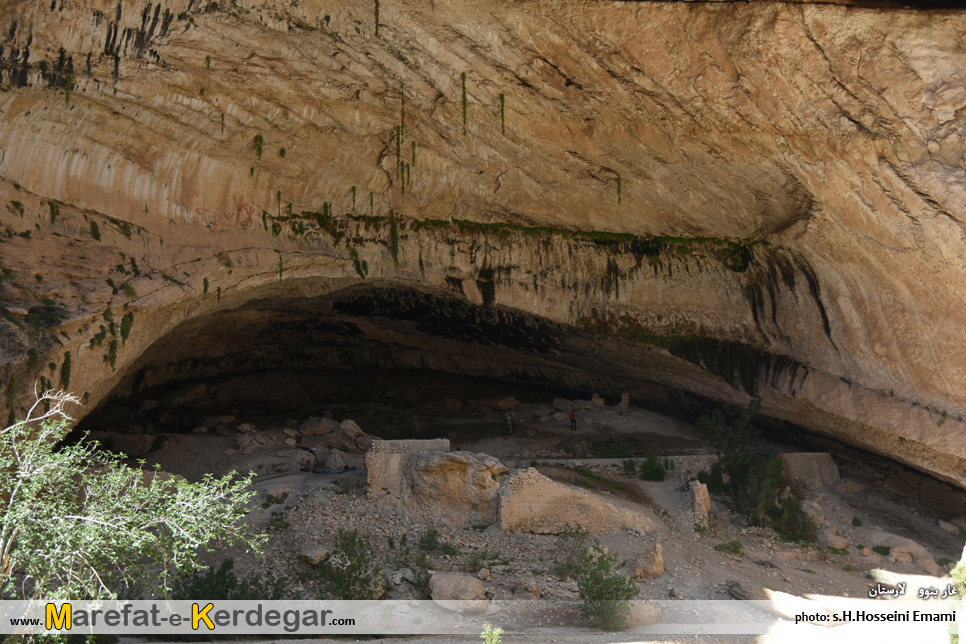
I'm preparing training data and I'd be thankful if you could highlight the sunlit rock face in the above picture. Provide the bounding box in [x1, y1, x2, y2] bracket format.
[1, 0, 966, 488]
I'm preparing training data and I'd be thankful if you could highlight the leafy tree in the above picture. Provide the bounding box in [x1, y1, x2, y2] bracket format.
[697, 399, 761, 458]
[573, 540, 638, 631]
[0, 390, 263, 600]
[696, 400, 816, 541]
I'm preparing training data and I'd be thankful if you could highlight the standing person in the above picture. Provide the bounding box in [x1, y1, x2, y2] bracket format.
[570, 410, 577, 431]
[506, 413, 513, 436]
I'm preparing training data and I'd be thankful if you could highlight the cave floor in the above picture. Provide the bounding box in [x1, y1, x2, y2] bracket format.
[100, 389, 965, 642]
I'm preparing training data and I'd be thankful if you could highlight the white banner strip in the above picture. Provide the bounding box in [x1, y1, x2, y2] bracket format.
[0, 599, 961, 639]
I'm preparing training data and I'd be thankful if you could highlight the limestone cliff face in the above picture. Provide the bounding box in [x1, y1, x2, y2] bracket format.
[1, 0, 966, 488]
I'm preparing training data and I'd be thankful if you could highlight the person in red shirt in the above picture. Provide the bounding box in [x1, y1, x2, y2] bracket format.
[570, 410, 576, 431]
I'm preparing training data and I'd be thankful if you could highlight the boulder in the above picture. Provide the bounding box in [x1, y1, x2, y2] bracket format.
[552, 397, 572, 410]
[298, 543, 328, 566]
[825, 532, 849, 550]
[299, 416, 339, 436]
[429, 572, 487, 612]
[572, 399, 592, 410]
[866, 529, 937, 574]
[403, 452, 508, 528]
[514, 575, 542, 598]
[340, 419, 364, 438]
[939, 519, 960, 535]
[891, 546, 915, 564]
[366, 440, 505, 528]
[231, 448, 316, 476]
[320, 449, 347, 473]
[499, 468, 658, 535]
[630, 543, 664, 580]
[591, 393, 605, 408]
[492, 396, 520, 411]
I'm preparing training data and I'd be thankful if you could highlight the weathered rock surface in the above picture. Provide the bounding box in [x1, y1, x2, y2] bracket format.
[299, 417, 339, 436]
[499, 468, 658, 535]
[319, 449, 347, 473]
[630, 543, 664, 580]
[690, 482, 711, 522]
[366, 439, 507, 528]
[781, 453, 840, 489]
[230, 448, 316, 477]
[865, 529, 939, 576]
[1, 0, 966, 493]
[298, 543, 328, 566]
[366, 439, 451, 494]
[429, 572, 488, 613]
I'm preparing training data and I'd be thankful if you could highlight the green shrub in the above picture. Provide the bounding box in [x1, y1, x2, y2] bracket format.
[481, 623, 502, 644]
[418, 527, 459, 555]
[268, 510, 288, 529]
[313, 529, 385, 599]
[621, 459, 637, 477]
[714, 540, 744, 555]
[171, 558, 290, 600]
[120, 313, 134, 343]
[25, 299, 66, 330]
[852, 516, 862, 527]
[90, 221, 101, 241]
[573, 541, 638, 631]
[697, 401, 816, 542]
[638, 455, 666, 481]
[60, 351, 72, 388]
[872, 545, 891, 557]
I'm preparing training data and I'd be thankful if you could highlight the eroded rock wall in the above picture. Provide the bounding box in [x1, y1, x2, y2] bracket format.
[1, 0, 965, 488]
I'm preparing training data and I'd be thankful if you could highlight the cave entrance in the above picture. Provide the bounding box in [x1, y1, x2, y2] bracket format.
[75, 281, 713, 458]
[74, 280, 966, 520]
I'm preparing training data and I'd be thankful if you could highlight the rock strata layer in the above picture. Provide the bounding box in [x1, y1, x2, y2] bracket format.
[0, 0, 965, 489]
